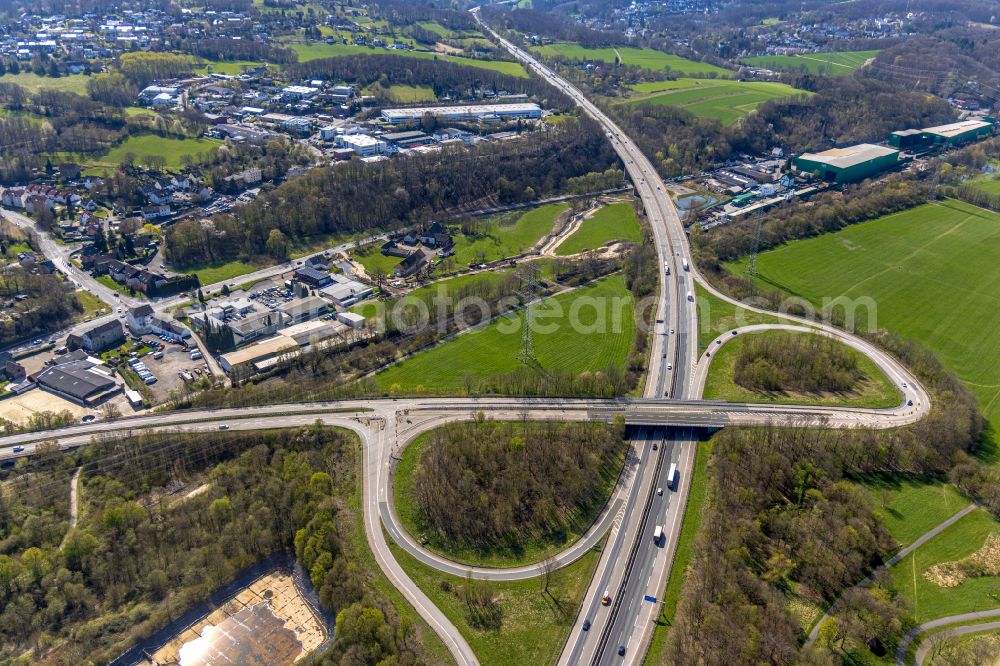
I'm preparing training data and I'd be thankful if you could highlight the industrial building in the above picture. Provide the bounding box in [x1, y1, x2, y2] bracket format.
[339, 134, 387, 157]
[890, 119, 994, 149]
[34, 356, 122, 405]
[793, 144, 900, 184]
[380, 103, 542, 125]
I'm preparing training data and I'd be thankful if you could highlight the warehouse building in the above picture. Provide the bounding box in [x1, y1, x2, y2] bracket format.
[380, 103, 541, 125]
[34, 357, 122, 405]
[889, 128, 925, 149]
[793, 144, 900, 184]
[920, 119, 994, 146]
[339, 134, 388, 157]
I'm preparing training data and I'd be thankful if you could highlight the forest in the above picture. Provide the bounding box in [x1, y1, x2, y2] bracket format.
[732, 332, 864, 394]
[408, 418, 627, 556]
[666, 333, 985, 664]
[0, 425, 433, 665]
[481, 5, 619, 48]
[164, 117, 618, 267]
[0, 265, 82, 347]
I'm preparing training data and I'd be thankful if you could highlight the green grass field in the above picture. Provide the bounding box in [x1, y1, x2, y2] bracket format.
[890, 507, 1000, 623]
[180, 259, 265, 285]
[726, 200, 1000, 426]
[969, 170, 1000, 196]
[626, 78, 807, 125]
[694, 282, 788, 350]
[289, 42, 528, 76]
[353, 248, 401, 278]
[555, 202, 644, 255]
[643, 440, 713, 665]
[192, 60, 266, 75]
[853, 475, 970, 549]
[393, 422, 624, 567]
[386, 84, 437, 103]
[451, 203, 569, 267]
[373, 275, 635, 394]
[0, 72, 90, 94]
[390, 534, 601, 666]
[351, 270, 509, 319]
[531, 43, 730, 76]
[65, 134, 223, 174]
[703, 329, 900, 408]
[741, 50, 880, 76]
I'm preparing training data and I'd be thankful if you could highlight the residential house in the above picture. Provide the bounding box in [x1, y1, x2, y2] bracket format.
[393, 250, 429, 278]
[126, 304, 155, 333]
[74, 319, 125, 352]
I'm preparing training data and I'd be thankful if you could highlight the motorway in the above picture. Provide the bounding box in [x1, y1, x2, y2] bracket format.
[1, 14, 935, 666]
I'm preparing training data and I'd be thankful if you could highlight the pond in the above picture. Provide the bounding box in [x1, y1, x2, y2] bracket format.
[675, 193, 720, 221]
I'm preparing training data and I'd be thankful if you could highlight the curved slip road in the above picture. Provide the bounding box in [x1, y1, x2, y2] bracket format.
[898, 609, 1000, 665]
[913, 618, 1000, 665]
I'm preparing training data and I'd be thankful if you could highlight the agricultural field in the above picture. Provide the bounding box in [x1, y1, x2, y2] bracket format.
[531, 43, 730, 76]
[726, 200, 1000, 426]
[626, 78, 808, 125]
[555, 202, 644, 255]
[372, 274, 635, 394]
[889, 507, 1000, 622]
[65, 133, 223, 174]
[449, 202, 569, 267]
[702, 329, 899, 409]
[0, 72, 90, 94]
[740, 49, 880, 76]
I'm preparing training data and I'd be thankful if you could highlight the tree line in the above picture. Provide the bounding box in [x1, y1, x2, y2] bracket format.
[165, 117, 618, 267]
[0, 425, 433, 664]
[666, 331, 984, 664]
[285, 53, 573, 112]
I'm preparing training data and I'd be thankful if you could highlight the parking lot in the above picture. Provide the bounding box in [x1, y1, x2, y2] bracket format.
[128, 334, 214, 403]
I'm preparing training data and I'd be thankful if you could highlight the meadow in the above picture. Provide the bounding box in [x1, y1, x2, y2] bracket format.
[531, 43, 730, 76]
[626, 78, 807, 125]
[373, 275, 635, 394]
[969, 170, 1000, 196]
[0, 72, 90, 94]
[555, 202, 644, 255]
[450, 202, 569, 266]
[180, 259, 265, 286]
[63, 133, 223, 174]
[741, 49, 880, 76]
[702, 329, 899, 408]
[726, 200, 1000, 425]
[890, 507, 1000, 622]
[853, 475, 970, 548]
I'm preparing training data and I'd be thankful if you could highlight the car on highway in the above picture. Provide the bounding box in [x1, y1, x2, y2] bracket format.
[12, 446, 24, 452]
[32, 338, 43, 345]
[667, 363, 673, 370]
[732, 330, 739, 335]
[618, 646, 626, 656]
[601, 591, 611, 606]
[669, 329, 674, 335]
[657, 487, 663, 495]
[582, 619, 591, 631]
[908, 400, 913, 406]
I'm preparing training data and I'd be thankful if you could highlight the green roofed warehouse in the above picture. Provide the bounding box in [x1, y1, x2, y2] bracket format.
[793, 143, 900, 184]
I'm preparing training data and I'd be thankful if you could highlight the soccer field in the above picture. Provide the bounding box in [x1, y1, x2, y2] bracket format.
[626, 78, 807, 125]
[741, 49, 879, 76]
[726, 199, 1000, 423]
[531, 43, 730, 76]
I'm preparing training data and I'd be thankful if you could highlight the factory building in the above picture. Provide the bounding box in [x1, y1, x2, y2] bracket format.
[380, 103, 541, 125]
[793, 144, 900, 184]
[890, 119, 994, 149]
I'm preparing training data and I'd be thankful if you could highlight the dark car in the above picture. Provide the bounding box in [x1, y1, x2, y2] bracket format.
[618, 646, 626, 656]
[907, 400, 913, 406]
[582, 620, 591, 631]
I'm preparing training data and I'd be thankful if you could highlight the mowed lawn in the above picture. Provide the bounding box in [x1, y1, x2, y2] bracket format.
[703, 329, 900, 409]
[741, 49, 879, 75]
[890, 507, 1000, 622]
[0, 72, 90, 94]
[531, 43, 730, 76]
[726, 200, 1000, 424]
[289, 42, 528, 76]
[555, 202, 643, 255]
[626, 78, 808, 125]
[373, 275, 635, 394]
[385, 84, 436, 103]
[351, 270, 509, 319]
[969, 171, 1000, 196]
[452, 202, 569, 266]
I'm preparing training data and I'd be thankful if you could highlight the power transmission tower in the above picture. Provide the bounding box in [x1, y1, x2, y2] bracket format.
[515, 265, 540, 366]
[746, 215, 764, 276]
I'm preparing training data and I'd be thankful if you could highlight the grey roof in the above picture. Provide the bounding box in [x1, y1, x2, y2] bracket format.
[278, 296, 328, 319]
[130, 304, 155, 318]
[84, 319, 124, 340]
[230, 311, 278, 336]
[36, 360, 117, 401]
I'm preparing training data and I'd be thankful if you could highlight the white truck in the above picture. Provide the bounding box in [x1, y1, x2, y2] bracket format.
[667, 463, 679, 491]
[653, 525, 663, 543]
[682, 257, 689, 271]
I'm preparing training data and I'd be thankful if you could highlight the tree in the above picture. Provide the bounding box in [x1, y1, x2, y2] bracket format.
[265, 228, 289, 260]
